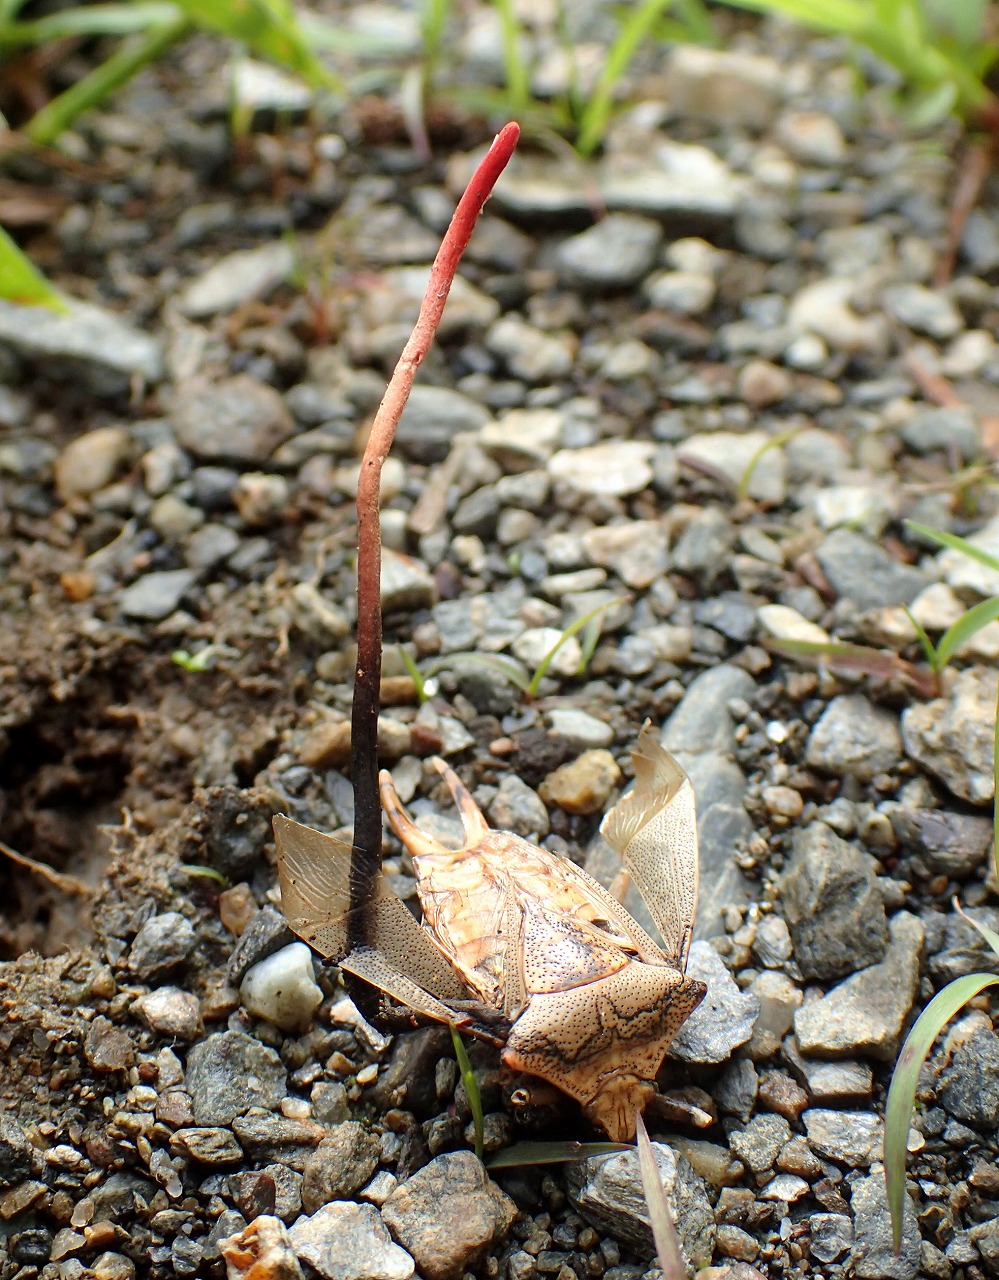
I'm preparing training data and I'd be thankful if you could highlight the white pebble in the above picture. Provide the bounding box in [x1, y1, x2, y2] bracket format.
[240, 942, 323, 1033]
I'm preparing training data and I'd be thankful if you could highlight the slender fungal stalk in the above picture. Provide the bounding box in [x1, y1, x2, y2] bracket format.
[348, 122, 520, 945]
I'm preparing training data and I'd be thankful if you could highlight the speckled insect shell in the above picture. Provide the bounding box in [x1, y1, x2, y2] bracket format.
[275, 724, 706, 1142]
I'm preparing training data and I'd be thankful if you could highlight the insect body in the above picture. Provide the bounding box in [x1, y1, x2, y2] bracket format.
[275, 725, 705, 1141]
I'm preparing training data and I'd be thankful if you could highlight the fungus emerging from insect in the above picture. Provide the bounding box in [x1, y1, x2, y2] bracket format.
[274, 724, 705, 1141]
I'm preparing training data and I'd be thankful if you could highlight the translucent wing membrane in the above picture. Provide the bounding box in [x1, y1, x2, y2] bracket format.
[273, 815, 468, 1001]
[600, 723, 699, 971]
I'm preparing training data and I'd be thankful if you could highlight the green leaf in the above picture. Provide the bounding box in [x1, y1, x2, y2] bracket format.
[635, 1113, 686, 1280]
[527, 598, 624, 698]
[885, 972, 999, 1251]
[903, 606, 939, 672]
[24, 17, 189, 145]
[935, 595, 999, 669]
[953, 901, 999, 961]
[905, 520, 999, 576]
[1, 2, 179, 45]
[575, 0, 673, 156]
[0, 226, 65, 309]
[171, 0, 336, 88]
[487, 1141, 629, 1168]
[450, 1025, 484, 1162]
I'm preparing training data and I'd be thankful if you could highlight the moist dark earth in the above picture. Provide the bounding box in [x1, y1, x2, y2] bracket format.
[4, 9, 999, 1280]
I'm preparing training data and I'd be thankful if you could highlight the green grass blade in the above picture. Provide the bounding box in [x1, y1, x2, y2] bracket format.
[528, 598, 623, 698]
[952, 899, 999, 960]
[575, 0, 672, 157]
[905, 520, 999, 576]
[171, 0, 336, 88]
[24, 16, 189, 145]
[425, 651, 532, 694]
[736, 425, 803, 502]
[903, 606, 939, 672]
[2, 3, 177, 45]
[450, 1025, 484, 1161]
[935, 595, 999, 668]
[397, 646, 429, 704]
[635, 1112, 685, 1280]
[0, 226, 65, 308]
[487, 1141, 629, 1168]
[492, 0, 531, 118]
[885, 972, 999, 1251]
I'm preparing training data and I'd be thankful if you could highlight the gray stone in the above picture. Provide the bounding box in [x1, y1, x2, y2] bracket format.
[788, 278, 887, 354]
[776, 109, 847, 165]
[938, 1024, 999, 1125]
[480, 409, 564, 471]
[55, 426, 130, 501]
[890, 806, 993, 878]
[302, 1124, 381, 1212]
[851, 1172, 921, 1280]
[394, 385, 490, 463]
[178, 241, 294, 318]
[486, 313, 575, 383]
[555, 215, 662, 289]
[780, 823, 889, 980]
[565, 1143, 715, 1265]
[186, 1031, 287, 1125]
[806, 695, 902, 783]
[901, 407, 981, 461]
[664, 45, 781, 128]
[549, 440, 655, 497]
[583, 521, 669, 590]
[729, 1114, 791, 1173]
[381, 549, 436, 613]
[882, 283, 962, 339]
[662, 664, 755, 757]
[0, 298, 163, 383]
[901, 666, 998, 805]
[812, 484, 896, 537]
[810, 1213, 853, 1264]
[290, 1202, 414, 1280]
[128, 912, 196, 979]
[676, 431, 787, 505]
[644, 269, 714, 314]
[220, 1216, 305, 1280]
[803, 1109, 883, 1167]
[671, 508, 737, 585]
[232, 1114, 326, 1169]
[672, 942, 759, 1064]
[170, 1127, 244, 1166]
[171, 375, 294, 464]
[601, 141, 746, 221]
[815, 529, 930, 611]
[132, 987, 202, 1040]
[789, 1055, 873, 1105]
[119, 570, 197, 621]
[486, 774, 550, 839]
[745, 970, 802, 1060]
[185, 522, 240, 570]
[714, 1058, 758, 1121]
[794, 912, 924, 1061]
[546, 709, 614, 749]
[937, 512, 999, 596]
[381, 1152, 515, 1280]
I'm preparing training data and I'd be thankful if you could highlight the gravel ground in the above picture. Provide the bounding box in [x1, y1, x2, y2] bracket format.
[3, 8, 999, 1280]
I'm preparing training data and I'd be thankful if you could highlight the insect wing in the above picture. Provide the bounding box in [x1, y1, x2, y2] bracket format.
[274, 814, 351, 961]
[600, 724, 698, 971]
[273, 814, 467, 1001]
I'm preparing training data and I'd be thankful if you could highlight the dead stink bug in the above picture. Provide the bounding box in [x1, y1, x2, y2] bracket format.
[274, 724, 705, 1142]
